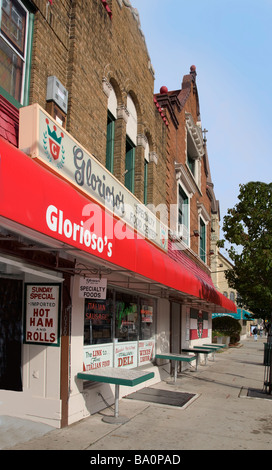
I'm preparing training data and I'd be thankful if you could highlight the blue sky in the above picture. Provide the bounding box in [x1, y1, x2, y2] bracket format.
[131, 0, 272, 245]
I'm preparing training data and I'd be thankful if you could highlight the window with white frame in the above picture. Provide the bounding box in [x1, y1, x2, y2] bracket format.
[185, 113, 204, 189]
[144, 139, 149, 204]
[199, 217, 206, 262]
[178, 185, 189, 245]
[0, 0, 33, 105]
[186, 131, 200, 184]
[197, 202, 210, 264]
[125, 94, 137, 194]
[106, 85, 117, 173]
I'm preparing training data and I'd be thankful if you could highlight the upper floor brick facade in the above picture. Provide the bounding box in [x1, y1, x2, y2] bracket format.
[0, 0, 220, 271]
[156, 66, 220, 271]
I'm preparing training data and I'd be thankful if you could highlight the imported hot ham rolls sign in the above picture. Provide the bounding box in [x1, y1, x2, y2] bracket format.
[23, 284, 61, 346]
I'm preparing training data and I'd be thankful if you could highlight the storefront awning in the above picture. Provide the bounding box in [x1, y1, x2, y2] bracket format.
[0, 138, 236, 313]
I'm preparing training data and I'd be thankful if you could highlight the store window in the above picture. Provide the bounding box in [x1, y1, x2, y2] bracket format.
[140, 299, 154, 340]
[0, 0, 33, 105]
[83, 289, 156, 370]
[84, 291, 114, 345]
[84, 290, 156, 346]
[115, 291, 138, 342]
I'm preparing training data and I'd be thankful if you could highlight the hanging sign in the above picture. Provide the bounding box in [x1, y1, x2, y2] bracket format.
[23, 284, 61, 346]
[79, 277, 107, 299]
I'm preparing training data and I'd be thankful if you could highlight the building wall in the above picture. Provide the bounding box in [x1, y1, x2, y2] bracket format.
[0, 0, 230, 427]
[26, 0, 167, 209]
[156, 70, 214, 272]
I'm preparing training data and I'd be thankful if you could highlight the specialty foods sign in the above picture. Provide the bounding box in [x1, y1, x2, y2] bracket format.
[79, 278, 107, 299]
[19, 104, 168, 251]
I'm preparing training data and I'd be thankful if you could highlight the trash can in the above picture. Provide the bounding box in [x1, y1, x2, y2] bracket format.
[264, 343, 272, 366]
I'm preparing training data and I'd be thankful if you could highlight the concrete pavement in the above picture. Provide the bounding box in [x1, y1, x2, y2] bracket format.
[2, 337, 272, 451]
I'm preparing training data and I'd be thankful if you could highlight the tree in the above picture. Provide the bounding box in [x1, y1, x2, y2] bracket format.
[212, 316, 242, 344]
[221, 181, 272, 321]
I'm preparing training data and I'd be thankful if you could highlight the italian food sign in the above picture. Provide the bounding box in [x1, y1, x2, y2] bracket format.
[24, 284, 61, 346]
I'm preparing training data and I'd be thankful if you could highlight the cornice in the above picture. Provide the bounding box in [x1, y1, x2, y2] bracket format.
[185, 112, 204, 158]
[175, 162, 198, 197]
[156, 93, 180, 129]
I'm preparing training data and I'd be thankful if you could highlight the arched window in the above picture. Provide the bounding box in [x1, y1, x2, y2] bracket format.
[125, 94, 137, 193]
[144, 139, 149, 204]
[199, 217, 206, 262]
[178, 185, 189, 245]
[106, 85, 117, 173]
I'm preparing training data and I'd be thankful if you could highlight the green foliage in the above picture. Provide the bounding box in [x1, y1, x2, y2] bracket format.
[222, 182, 272, 320]
[212, 317, 241, 344]
[212, 316, 241, 335]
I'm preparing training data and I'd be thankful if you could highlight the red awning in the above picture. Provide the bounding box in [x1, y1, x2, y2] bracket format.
[0, 138, 236, 313]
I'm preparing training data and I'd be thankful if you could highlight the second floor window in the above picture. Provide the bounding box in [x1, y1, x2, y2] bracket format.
[125, 136, 135, 193]
[143, 139, 150, 205]
[0, 0, 32, 105]
[106, 111, 115, 173]
[178, 186, 189, 245]
[144, 157, 148, 204]
[200, 217, 206, 262]
[187, 151, 195, 176]
[125, 94, 137, 194]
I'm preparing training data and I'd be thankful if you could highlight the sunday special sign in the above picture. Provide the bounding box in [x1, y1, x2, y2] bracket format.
[24, 284, 61, 346]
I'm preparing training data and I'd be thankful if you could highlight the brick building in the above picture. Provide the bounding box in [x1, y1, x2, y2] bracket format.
[0, 0, 235, 427]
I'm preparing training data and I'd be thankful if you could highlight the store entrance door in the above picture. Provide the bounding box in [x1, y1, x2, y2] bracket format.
[0, 279, 23, 391]
[170, 301, 181, 358]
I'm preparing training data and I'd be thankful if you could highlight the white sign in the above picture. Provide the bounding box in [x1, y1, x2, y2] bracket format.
[24, 284, 61, 346]
[79, 278, 107, 299]
[138, 340, 155, 365]
[114, 341, 138, 369]
[83, 343, 113, 370]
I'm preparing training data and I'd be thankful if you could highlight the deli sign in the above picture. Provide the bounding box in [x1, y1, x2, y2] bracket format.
[19, 104, 168, 251]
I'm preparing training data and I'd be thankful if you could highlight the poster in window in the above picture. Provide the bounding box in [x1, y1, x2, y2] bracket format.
[23, 284, 61, 346]
[140, 305, 153, 323]
[138, 340, 155, 365]
[114, 341, 138, 369]
[84, 298, 113, 345]
[83, 344, 113, 371]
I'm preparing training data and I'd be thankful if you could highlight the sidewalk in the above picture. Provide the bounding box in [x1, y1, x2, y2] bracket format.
[2, 337, 272, 451]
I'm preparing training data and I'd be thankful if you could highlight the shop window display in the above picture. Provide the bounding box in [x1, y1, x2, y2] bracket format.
[115, 291, 138, 342]
[84, 292, 114, 345]
[83, 288, 155, 370]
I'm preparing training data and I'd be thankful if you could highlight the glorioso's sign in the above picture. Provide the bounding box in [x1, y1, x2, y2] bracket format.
[19, 104, 168, 251]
